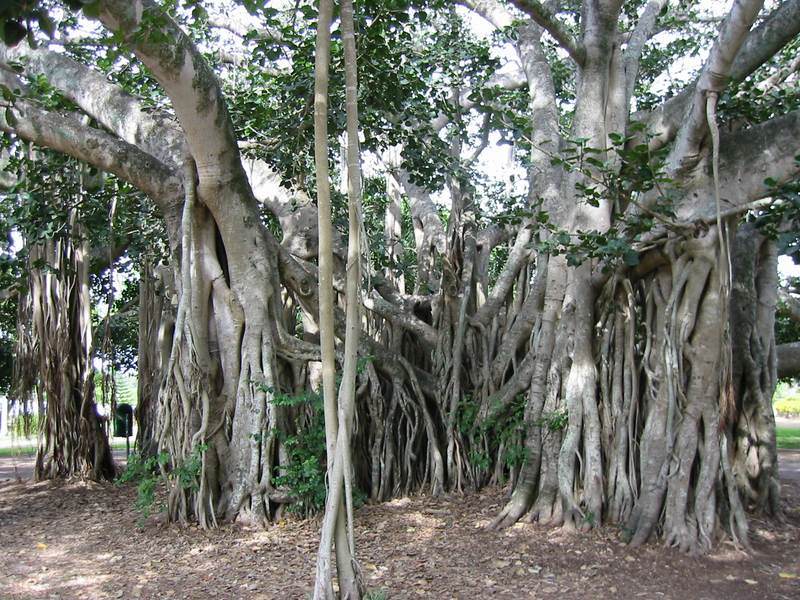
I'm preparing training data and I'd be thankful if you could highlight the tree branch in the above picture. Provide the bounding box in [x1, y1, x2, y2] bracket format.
[666, 0, 765, 177]
[362, 292, 437, 348]
[0, 43, 186, 170]
[458, 0, 514, 29]
[716, 109, 800, 200]
[637, 0, 800, 151]
[509, 0, 584, 64]
[675, 110, 800, 222]
[0, 94, 183, 218]
[779, 288, 800, 323]
[778, 342, 800, 379]
[623, 0, 670, 102]
[95, 0, 246, 212]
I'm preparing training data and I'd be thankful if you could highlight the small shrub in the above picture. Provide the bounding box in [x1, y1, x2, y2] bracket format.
[535, 409, 569, 432]
[172, 443, 207, 493]
[270, 389, 329, 516]
[117, 450, 169, 518]
[774, 396, 800, 418]
[118, 444, 208, 521]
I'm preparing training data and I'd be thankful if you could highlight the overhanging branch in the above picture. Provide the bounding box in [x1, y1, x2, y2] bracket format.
[0, 96, 183, 218]
[666, 0, 765, 177]
[509, 0, 584, 65]
[636, 0, 800, 151]
[1, 42, 187, 170]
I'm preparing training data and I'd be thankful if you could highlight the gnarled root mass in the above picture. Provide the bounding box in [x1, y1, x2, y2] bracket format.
[21, 218, 115, 481]
[489, 226, 777, 554]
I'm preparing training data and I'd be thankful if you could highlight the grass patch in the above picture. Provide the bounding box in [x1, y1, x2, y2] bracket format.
[0, 440, 130, 458]
[0, 446, 35, 458]
[777, 425, 800, 450]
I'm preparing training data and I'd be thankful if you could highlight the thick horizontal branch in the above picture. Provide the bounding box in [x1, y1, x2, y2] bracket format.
[1, 43, 186, 169]
[363, 291, 437, 348]
[0, 96, 183, 219]
[711, 109, 800, 209]
[633, 110, 800, 240]
[637, 0, 800, 151]
[206, 16, 282, 43]
[509, 0, 584, 64]
[779, 288, 800, 323]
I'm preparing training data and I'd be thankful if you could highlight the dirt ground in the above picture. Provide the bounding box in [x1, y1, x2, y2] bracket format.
[0, 472, 798, 599]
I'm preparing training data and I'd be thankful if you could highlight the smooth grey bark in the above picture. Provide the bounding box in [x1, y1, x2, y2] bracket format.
[730, 224, 781, 516]
[312, 0, 361, 595]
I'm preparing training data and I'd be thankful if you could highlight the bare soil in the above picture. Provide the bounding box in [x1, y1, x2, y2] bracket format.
[0, 474, 798, 599]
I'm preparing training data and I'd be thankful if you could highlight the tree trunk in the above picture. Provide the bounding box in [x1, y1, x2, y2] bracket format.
[28, 215, 115, 481]
[729, 223, 781, 516]
[136, 258, 167, 458]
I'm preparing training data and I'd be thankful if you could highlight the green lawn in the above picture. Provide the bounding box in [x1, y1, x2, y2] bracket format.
[0, 444, 37, 458]
[0, 440, 129, 458]
[777, 425, 800, 450]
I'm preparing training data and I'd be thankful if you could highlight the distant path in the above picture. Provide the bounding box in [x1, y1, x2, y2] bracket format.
[0, 449, 128, 482]
[780, 450, 800, 482]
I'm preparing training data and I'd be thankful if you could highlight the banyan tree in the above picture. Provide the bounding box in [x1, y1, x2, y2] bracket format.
[0, 0, 798, 559]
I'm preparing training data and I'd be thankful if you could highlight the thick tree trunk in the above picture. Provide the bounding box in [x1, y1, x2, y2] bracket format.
[28, 217, 115, 481]
[729, 224, 781, 516]
[135, 258, 166, 457]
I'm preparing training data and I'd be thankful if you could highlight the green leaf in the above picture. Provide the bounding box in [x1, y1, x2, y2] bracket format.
[623, 249, 640, 267]
[82, 2, 101, 18]
[35, 12, 55, 38]
[608, 132, 624, 144]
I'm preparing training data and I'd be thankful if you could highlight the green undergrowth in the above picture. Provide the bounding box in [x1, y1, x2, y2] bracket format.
[267, 386, 368, 517]
[117, 444, 207, 521]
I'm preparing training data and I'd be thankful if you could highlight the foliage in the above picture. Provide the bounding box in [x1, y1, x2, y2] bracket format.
[222, 0, 492, 193]
[501, 128, 677, 271]
[268, 388, 329, 516]
[9, 411, 41, 438]
[458, 393, 529, 477]
[751, 165, 800, 266]
[117, 450, 170, 519]
[360, 176, 418, 283]
[774, 396, 800, 418]
[118, 444, 207, 520]
[94, 370, 138, 406]
[172, 443, 208, 493]
[534, 409, 569, 432]
[776, 298, 800, 347]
